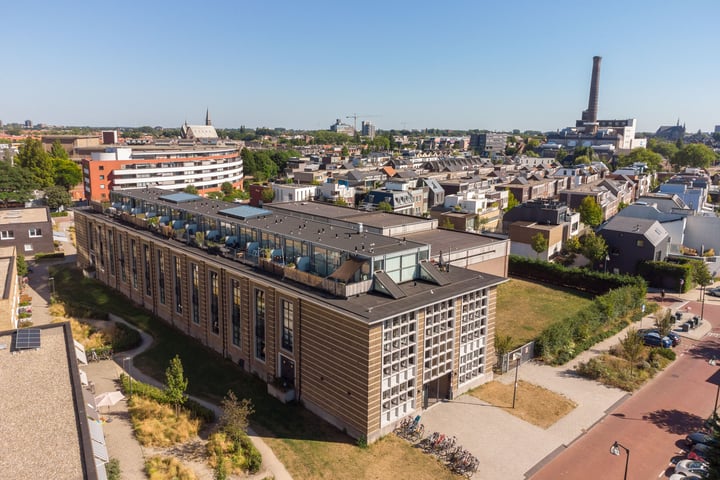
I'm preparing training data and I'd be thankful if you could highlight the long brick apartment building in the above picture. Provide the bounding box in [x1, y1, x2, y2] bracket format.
[74, 188, 506, 441]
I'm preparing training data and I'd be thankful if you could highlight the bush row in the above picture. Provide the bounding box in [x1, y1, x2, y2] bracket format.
[534, 283, 647, 365]
[34, 252, 66, 260]
[119, 373, 215, 423]
[637, 260, 693, 292]
[508, 255, 644, 295]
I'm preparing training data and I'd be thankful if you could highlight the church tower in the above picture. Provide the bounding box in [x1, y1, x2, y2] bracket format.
[205, 108, 212, 126]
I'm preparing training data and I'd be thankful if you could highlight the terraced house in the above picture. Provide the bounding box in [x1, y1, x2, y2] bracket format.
[74, 188, 506, 441]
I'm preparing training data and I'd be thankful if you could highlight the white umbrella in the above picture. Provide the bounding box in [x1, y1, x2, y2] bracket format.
[94, 391, 125, 411]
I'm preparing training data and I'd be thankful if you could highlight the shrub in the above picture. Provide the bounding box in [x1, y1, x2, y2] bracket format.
[34, 252, 66, 260]
[18, 320, 34, 328]
[145, 456, 198, 480]
[207, 431, 261, 474]
[111, 322, 142, 352]
[129, 396, 200, 447]
[119, 374, 215, 423]
[105, 458, 121, 480]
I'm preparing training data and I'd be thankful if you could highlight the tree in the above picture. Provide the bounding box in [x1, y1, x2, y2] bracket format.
[16, 254, 28, 277]
[647, 138, 678, 160]
[49, 140, 69, 160]
[578, 196, 603, 227]
[580, 231, 608, 265]
[45, 185, 72, 210]
[504, 190, 519, 212]
[164, 355, 188, 417]
[672, 143, 717, 170]
[260, 187, 275, 204]
[654, 308, 674, 337]
[221, 182, 234, 196]
[564, 236, 581, 253]
[616, 148, 664, 172]
[219, 390, 255, 442]
[183, 185, 198, 194]
[340, 146, 349, 157]
[52, 157, 82, 189]
[530, 232, 549, 259]
[333, 198, 347, 207]
[619, 328, 644, 377]
[0, 162, 37, 207]
[573, 154, 590, 165]
[16, 138, 53, 187]
[376, 201, 393, 213]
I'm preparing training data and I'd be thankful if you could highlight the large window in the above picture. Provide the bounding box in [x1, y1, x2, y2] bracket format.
[28, 228, 42, 238]
[281, 299, 293, 352]
[130, 240, 138, 289]
[0, 230, 14, 240]
[174, 256, 182, 314]
[231, 280, 241, 348]
[157, 250, 166, 305]
[191, 263, 199, 324]
[143, 245, 152, 296]
[107, 232, 115, 276]
[119, 236, 127, 283]
[209, 271, 219, 335]
[254, 289, 266, 361]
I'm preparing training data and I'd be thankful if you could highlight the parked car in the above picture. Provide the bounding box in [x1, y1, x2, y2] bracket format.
[674, 459, 708, 476]
[643, 331, 672, 348]
[686, 431, 719, 447]
[708, 287, 720, 298]
[638, 328, 681, 346]
[670, 474, 704, 480]
[687, 443, 711, 462]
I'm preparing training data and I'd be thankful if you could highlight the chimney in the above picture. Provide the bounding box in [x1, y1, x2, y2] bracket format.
[581, 56, 602, 132]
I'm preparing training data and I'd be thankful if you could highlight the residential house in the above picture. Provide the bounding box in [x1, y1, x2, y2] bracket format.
[0, 207, 54, 256]
[598, 216, 670, 274]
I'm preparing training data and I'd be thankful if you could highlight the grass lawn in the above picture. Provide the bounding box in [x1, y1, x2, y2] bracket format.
[469, 380, 577, 429]
[51, 266, 461, 480]
[496, 278, 594, 346]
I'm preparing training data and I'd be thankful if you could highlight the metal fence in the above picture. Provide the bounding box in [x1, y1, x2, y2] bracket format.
[497, 341, 535, 374]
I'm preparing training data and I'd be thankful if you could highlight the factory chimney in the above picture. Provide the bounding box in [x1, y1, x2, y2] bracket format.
[581, 56, 602, 133]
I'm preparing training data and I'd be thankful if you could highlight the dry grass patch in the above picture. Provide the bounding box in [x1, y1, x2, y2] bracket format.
[496, 279, 593, 345]
[470, 380, 576, 429]
[52, 315, 109, 350]
[145, 456, 198, 480]
[129, 396, 201, 447]
[264, 434, 461, 480]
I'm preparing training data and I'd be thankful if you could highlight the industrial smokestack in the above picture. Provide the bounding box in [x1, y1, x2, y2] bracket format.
[581, 56, 602, 127]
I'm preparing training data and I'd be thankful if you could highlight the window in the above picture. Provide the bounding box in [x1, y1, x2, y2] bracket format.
[24, 244, 33, 252]
[191, 263, 199, 324]
[143, 245, 152, 296]
[157, 250, 166, 305]
[231, 280, 241, 347]
[28, 228, 42, 238]
[130, 240, 138, 289]
[255, 289, 266, 361]
[100, 184, 105, 189]
[119, 236, 127, 283]
[636, 239, 645, 247]
[209, 271, 219, 335]
[281, 299, 293, 352]
[99, 175, 105, 180]
[107, 232, 115, 276]
[174, 256, 182, 314]
[0, 230, 14, 240]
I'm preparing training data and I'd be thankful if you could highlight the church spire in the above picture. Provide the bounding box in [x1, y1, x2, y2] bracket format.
[205, 108, 212, 126]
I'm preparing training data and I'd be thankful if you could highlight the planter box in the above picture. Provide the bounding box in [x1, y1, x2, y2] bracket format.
[267, 383, 296, 404]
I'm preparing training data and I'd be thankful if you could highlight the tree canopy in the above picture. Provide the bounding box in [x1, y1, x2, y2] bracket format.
[0, 162, 38, 206]
[164, 355, 188, 417]
[530, 233, 549, 259]
[578, 196, 603, 227]
[580, 231, 608, 264]
[671, 143, 717, 170]
[16, 138, 53, 187]
[647, 138, 678, 160]
[617, 148, 664, 172]
[45, 185, 72, 210]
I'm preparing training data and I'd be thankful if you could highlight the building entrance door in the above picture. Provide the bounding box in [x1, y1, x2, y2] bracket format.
[279, 356, 295, 388]
[423, 372, 452, 408]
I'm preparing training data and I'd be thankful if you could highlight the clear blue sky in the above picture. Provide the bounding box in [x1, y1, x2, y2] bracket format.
[3, 0, 719, 133]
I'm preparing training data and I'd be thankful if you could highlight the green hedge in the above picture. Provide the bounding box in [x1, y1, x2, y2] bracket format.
[119, 373, 215, 423]
[535, 283, 647, 365]
[508, 255, 644, 295]
[34, 252, 66, 260]
[637, 260, 693, 292]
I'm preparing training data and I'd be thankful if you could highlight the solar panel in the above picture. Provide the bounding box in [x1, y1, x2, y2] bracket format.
[15, 328, 41, 350]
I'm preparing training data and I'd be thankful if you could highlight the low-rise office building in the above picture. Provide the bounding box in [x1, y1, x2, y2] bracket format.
[75, 188, 506, 442]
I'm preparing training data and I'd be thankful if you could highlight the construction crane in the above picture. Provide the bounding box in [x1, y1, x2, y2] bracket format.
[346, 113, 380, 134]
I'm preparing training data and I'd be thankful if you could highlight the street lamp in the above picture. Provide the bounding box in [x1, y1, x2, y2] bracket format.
[48, 276, 55, 295]
[604, 255, 610, 273]
[610, 441, 630, 480]
[512, 352, 521, 409]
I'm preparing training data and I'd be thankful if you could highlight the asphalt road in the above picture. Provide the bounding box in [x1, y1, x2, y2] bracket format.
[531, 300, 720, 480]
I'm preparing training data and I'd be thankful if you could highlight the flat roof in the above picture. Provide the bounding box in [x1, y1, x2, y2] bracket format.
[0, 207, 49, 225]
[158, 192, 202, 204]
[219, 205, 272, 220]
[0, 324, 91, 479]
[84, 209, 505, 323]
[403, 229, 504, 255]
